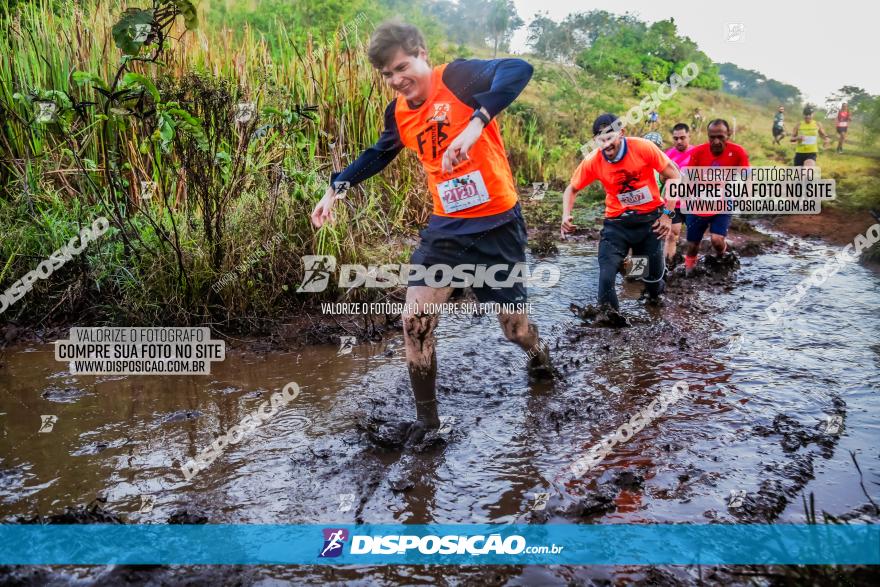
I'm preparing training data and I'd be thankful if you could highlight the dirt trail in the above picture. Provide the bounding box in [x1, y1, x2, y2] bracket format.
[1, 221, 879, 585]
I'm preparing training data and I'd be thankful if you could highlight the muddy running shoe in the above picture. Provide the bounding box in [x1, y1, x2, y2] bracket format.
[382, 420, 444, 449]
[705, 251, 740, 272]
[570, 303, 629, 327]
[596, 307, 629, 327]
[666, 250, 684, 272]
[644, 295, 664, 307]
[570, 302, 599, 321]
[721, 251, 740, 268]
[358, 414, 441, 450]
[402, 420, 430, 446]
[527, 339, 557, 381]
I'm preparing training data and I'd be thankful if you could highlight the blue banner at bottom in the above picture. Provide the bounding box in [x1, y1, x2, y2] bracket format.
[0, 524, 877, 565]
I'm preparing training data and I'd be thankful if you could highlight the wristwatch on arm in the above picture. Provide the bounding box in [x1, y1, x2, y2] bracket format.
[469, 109, 490, 127]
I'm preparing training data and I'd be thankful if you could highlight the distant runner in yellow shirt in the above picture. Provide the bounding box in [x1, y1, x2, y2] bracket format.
[791, 105, 831, 167]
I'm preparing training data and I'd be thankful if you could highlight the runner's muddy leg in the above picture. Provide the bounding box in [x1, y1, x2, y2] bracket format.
[498, 311, 553, 377]
[402, 285, 452, 432]
[597, 222, 629, 311]
[498, 310, 538, 351]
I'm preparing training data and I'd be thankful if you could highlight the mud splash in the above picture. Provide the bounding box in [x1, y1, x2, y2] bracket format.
[1, 223, 878, 584]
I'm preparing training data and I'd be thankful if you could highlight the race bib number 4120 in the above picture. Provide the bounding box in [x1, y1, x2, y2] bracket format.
[437, 170, 491, 213]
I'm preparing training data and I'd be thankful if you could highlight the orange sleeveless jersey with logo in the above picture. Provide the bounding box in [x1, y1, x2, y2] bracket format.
[394, 64, 519, 218]
[570, 137, 671, 218]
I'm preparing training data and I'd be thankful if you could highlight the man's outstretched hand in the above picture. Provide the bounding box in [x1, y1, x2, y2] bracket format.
[560, 214, 577, 239]
[310, 185, 338, 228]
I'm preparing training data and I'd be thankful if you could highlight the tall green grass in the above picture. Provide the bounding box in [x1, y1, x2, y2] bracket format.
[0, 0, 431, 329]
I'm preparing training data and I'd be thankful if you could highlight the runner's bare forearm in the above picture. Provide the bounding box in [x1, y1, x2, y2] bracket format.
[563, 185, 577, 218]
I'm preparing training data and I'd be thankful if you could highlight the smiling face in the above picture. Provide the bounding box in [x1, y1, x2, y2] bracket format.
[595, 127, 624, 159]
[379, 47, 432, 105]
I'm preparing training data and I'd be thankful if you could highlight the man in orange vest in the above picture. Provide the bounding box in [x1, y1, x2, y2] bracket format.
[311, 22, 553, 444]
[562, 113, 679, 322]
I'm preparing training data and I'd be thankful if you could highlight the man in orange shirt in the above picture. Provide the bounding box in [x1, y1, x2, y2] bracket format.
[311, 22, 553, 444]
[562, 114, 679, 320]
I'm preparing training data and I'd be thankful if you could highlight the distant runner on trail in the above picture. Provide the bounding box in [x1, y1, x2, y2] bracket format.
[683, 119, 749, 275]
[772, 105, 786, 145]
[791, 105, 831, 167]
[836, 102, 851, 153]
[664, 123, 696, 264]
[562, 113, 679, 321]
[310, 22, 553, 444]
[643, 131, 664, 151]
[692, 107, 704, 136]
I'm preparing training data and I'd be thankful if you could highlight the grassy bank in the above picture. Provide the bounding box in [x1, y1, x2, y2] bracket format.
[1, 0, 434, 330]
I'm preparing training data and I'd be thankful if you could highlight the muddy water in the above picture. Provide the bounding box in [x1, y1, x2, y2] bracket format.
[1, 226, 878, 584]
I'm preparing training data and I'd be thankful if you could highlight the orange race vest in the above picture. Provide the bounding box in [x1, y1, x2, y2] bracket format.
[394, 64, 519, 218]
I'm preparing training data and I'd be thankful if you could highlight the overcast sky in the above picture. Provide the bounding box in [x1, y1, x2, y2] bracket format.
[508, 0, 880, 103]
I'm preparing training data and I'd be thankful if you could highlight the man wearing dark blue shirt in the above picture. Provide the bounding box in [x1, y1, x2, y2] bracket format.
[310, 22, 554, 444]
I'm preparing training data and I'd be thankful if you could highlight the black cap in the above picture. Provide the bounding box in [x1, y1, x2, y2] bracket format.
[803, 105, 814, 115]
[592, 113, 620, 136]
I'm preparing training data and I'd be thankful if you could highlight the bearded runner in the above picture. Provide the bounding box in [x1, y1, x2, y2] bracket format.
[683, 118, 749, 275]
[310, 21, 554, 444]
[561, 113, 679, 321]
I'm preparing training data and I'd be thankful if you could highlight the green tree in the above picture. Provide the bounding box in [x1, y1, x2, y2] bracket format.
[526, 13, 560, 60]
[486, 0, 523, 57]
[860, 95, 880, 144]
[718, 62, 801, 104]
[826, 85, 871, 112]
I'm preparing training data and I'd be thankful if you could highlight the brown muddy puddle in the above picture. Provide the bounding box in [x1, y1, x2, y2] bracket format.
[1, 226, 879, 585]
